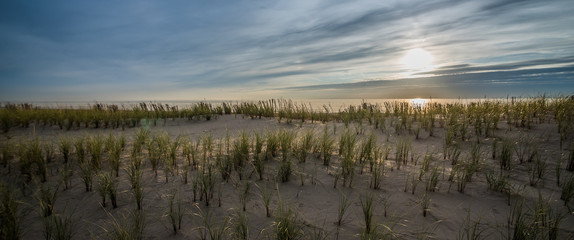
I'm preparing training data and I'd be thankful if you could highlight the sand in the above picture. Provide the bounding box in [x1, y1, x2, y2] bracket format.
[1, 113, 573, 239]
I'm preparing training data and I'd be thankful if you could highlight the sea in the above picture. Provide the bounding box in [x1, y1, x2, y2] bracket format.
[2, 98, 524, 111]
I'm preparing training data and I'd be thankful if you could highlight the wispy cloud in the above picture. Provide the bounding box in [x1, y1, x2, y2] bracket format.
[279, 64, 574, 98]
[0, 0, 573, 101]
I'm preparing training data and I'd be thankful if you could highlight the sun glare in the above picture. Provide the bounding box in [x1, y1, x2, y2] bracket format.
[410, 98, 428, 108]
[400, 48, 434, 71]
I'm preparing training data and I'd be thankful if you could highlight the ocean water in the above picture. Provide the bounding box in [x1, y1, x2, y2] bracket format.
[4, 97, 527, 110]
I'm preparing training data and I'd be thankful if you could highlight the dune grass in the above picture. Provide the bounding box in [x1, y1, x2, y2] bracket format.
[1, 96, 574, 238]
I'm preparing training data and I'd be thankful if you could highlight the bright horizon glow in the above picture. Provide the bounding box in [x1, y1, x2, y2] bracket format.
[400, 48, 434, 71]
[410, 98, 428, 108]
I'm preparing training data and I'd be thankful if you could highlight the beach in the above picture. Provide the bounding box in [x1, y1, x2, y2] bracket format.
[1, 99, 573, 239]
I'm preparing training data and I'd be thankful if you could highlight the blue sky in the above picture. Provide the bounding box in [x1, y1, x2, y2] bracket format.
[1, 0, 573, 101]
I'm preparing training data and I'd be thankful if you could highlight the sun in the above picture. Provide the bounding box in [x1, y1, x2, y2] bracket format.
[400, 48, 434, 71]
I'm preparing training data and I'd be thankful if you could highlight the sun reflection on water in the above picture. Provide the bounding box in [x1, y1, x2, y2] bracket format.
[410, 98, 428, 108]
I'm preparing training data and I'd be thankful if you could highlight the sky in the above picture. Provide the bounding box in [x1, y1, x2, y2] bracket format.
[1, 0, 573, 101]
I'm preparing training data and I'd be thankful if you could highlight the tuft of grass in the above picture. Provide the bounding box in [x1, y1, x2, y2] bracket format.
[360, 191, 374, 234]
[216, 138, 233, 182]
[108, 135, 125, 177]
[132, 128, 150, 158]
[79, 161, 94, 192]
[59, 137, 72, 164]
[238, 180, 251, 212]
[370, 148, 385, 190]
[567, 145, 574, 171]
[0, 182, 23, 240]
[253, 132, 266, 180]
[309, 221, 329, 240]
[96, 173, 109, 208]
[165, 188, 184, 234]
[87, 135, 104, 170]
[560, 176, 574, 210]
[232, 210, 249, 240]
[534, 192, 565, 240]
[200, 165, 216, 206]
[294, 129, 314, 163]
[319, 126, 335, 166]
[457, 210, 486, 240]
[336, 190, 351, 227]
[97, 172, 118, 209]
[340, 130, 356, 187]
[59, 161, 73, 191]
[278, 129, 296, 162]
[232, 131, 250, 180]
[36, 183, 58, 217]
[514, 134, 538, 164]
[43, 142, 55, 164]
[42, 212, 76, 240]
[1, 142, 14, 170]
[556, 155, 562, 187]
[421, 192, 431, 217]
[500, 138, 513, 171]
[257, 183, 273, 218]
[395, 137, 411, 170]
[507, 199, 540, 240]
[278, 157, 292, 183]
[74, 137, 85, 164]
[265, 130, 279, 160]
[426, 166, 440, 192]
[194, 204, 230, 240]
[102, 209, 146, 240]
[273, 201, 302, 240]
[126, 163, 144, 211]
[485, 169, 510, 193]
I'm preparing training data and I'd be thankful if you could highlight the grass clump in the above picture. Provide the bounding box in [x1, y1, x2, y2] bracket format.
[485, 170, 510, 193]
[273, 202, 302, 240]
[500, 138, 513, 171]
[125, 161, 144, 210]
[457, 210, 486, 240]
[0, 182, 23, 240]
[36, 183, 58, 217]
[194, 205, 230, 240]
[294, 129, 314, 163]
[560, 176, 574, 210]
[58, 137, 72, 164]
[42, 212, 76, 240]
[232, 131, 250, 180]
[370, 148, 385, 190]
[200, 165, 217, 206]
[257, 183, 273, 218]
[96, 172, 119, 209]
[74, 137, 86, 164]
[252, 132, 266, 180]
[395, 137, 411, 170]
[108, 135, 125, 177]
[103, 209, 146, 240]
[340, 130, 357, 187]
[237, 180, 252, 212]
[360, 191, 375, 235]
[87, 135, 104, 170]
[319, 126, 335, 166]
[79, 161, 95, 192]
[165, 188, 184, 234]
[336, 190, 351, 227]
[567, 145, 574, 171]
[232, 210, 249, 240]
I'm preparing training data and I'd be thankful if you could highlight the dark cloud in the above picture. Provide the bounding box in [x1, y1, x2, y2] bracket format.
[279, 65, 574, 98]
[481, 0, 534, 12]
[418, 56, 574, 76]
